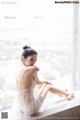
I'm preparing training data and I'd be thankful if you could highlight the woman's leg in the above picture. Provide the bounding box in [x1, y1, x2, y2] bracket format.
[49, 85, 74, 100]
[33, 83, 74, 115]
[36, 83, 47, 97]
[37, 83, 74, 100]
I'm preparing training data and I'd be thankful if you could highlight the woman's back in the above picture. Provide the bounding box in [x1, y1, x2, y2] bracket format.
[16, 67, 34, 91]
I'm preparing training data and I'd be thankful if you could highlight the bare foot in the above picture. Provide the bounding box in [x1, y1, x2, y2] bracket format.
[66, 93, 74, 100]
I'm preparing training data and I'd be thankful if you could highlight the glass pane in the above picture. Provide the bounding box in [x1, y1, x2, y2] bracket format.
[0, 0, 73, 110]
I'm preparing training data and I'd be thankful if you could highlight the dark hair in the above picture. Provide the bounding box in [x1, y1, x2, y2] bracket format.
[22, 45, 37, 58]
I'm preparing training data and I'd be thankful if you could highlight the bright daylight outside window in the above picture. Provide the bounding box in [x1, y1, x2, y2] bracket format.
[0, 0, 73, 110]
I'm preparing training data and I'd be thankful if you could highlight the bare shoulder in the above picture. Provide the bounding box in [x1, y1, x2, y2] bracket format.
[24, 66, 39, 73]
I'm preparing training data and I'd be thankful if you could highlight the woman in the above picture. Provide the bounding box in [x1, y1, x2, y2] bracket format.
[14, 45, 73, 120]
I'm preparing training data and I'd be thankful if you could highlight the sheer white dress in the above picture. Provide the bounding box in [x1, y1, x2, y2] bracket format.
[10, 81, 45, 120]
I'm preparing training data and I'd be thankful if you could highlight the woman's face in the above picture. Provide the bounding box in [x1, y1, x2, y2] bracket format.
[24, 54, 37, 66]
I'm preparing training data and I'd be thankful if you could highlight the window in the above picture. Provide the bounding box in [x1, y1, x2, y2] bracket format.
[0, 0, 73, 110]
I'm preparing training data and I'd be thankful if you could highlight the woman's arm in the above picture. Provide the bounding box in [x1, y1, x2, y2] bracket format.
[24, 65, 39, 75]
[33, 71, 52, 85]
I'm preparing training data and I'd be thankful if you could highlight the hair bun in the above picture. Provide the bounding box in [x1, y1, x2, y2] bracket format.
[23, 45, 31, 50]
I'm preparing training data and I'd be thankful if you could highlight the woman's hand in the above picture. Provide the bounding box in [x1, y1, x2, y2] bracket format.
[34, 66, 39, 71]
[45, 80, 53, 85]
[40, 80, 53, 85]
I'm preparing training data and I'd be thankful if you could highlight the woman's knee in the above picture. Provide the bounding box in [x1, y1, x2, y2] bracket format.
[37, 83, 51, 94]
[46, 83, 52, 90]
[40, 84, 51, 98]
[42, 84, 51, 93]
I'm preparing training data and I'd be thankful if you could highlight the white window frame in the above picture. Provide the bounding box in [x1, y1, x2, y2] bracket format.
[72, 2, 80, 90]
